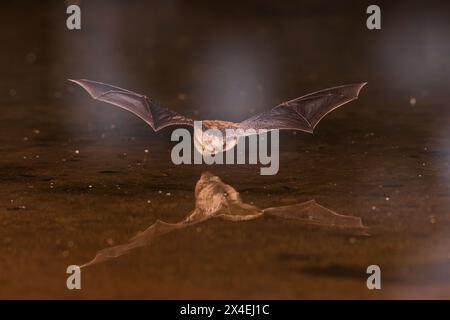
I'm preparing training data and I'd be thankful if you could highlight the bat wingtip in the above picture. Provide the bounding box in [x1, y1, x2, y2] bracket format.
[67, 79, 84, 88]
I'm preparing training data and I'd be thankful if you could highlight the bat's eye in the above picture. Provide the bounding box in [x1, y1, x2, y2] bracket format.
[223, 192, 228, 197]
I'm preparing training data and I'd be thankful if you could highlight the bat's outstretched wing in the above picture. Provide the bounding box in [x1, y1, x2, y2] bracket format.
[69, 79, 193, 131]
[239, 83, 366, 133]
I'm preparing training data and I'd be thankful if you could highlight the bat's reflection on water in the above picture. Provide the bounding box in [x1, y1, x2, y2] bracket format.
[81, 172, 369, 268]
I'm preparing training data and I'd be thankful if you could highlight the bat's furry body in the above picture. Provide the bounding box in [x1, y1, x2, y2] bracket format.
[70, 79, 366, 153]
[81, 172, 368, 268]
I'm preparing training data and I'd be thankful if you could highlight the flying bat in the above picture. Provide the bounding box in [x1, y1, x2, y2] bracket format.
[81, 171, 369, 268]
[69, 79, 366, 153]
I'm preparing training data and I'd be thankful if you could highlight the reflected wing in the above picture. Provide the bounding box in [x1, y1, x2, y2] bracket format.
[69, 79, 193, 131]
[239, 83, 366, 133]
[263, 200, 369, 235]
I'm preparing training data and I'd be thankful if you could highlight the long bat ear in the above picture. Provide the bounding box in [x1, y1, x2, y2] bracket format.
[68, 79, 193, 131]
[239, 83, 367, 133]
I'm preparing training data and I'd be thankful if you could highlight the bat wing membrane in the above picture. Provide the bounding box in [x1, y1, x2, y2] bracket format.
[239, 83, 366, 133]
[69, 79, 193, 131]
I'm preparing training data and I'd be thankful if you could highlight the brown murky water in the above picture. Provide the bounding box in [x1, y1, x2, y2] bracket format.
[0, 1, 450, 299]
